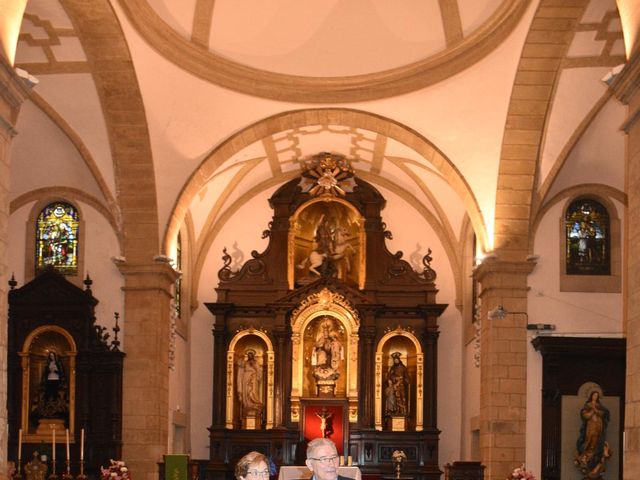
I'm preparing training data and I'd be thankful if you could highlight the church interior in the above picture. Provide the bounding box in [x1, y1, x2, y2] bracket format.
[1, 1, 640, 480]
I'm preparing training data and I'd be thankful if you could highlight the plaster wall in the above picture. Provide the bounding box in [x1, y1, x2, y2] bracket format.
[7, 200, 125, 341]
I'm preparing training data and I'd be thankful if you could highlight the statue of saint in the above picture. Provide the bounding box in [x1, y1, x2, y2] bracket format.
[236, 349, 263, 417]
[385, 352, 410, 416]
[33, 351, 68, 419]
[574, 390, 611, 478]
[311, 318, 344, 381]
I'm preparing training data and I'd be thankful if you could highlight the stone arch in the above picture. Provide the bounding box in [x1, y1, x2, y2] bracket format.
[116, 0, 530, 103]
[61, 0, 159, 264]
[164, 108, 489, 260]
[494, 1, 591, 261]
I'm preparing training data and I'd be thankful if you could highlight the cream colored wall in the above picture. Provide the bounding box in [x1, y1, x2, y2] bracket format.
[189, 187, 273, 459]
[7, 199, 124, 336]
[10, 100, 105, 200]
[111, 0, 538, 247]
[526, 198, 625, 475]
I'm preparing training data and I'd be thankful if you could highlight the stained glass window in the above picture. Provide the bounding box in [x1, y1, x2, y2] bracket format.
[36, 202, 79, 275]
[565, 199, 610, 275]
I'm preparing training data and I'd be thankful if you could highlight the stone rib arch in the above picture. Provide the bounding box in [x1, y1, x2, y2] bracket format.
[533, 90, 615, 227]
[28, 92, 120, 228]
[494, 1, 590, 260]
[530, 183, 626, 250]
[115, 0, 530, 103]
[164, 108, 489, 260]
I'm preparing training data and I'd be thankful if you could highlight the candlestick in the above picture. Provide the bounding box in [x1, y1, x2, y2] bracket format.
[65, 429, 69, 461]
[18, 428, 22, 461]
[48, 457, 58, 480]
[80, 429, 84, 461]
[52, 428, 56, 462]
[14, 458, 23, 480]
[62, 459, 72, 480]
[77, 459, 87, 480]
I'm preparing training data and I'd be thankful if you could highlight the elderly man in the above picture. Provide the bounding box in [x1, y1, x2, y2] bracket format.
[305, 438, 350, 480]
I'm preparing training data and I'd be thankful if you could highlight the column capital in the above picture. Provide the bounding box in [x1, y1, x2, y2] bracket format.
[0, 56, 37, 137]
[610, 50, 640, 105]
[473, 257, 536, 283]
[115, 260, 179, 296]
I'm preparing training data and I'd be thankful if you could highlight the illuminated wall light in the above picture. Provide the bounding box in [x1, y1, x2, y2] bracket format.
[616, 0, 640, 59]
[0, 0, 28, 66]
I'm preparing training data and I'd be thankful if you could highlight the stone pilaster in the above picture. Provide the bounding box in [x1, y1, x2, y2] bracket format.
[610, 49, 640, 480]
[473, 258, 535, 480]
[0, 55, 36, 466]
[117, 261, 178, 480]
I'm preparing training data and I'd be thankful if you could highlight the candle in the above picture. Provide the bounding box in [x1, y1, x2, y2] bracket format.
[80, 429, 84, 461]
[52, 428, 56, 461]
[65, 429, 70, 461]
[18, 428, 22, 461]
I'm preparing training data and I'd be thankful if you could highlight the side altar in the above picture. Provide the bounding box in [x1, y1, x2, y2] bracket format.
[205, 154, 447, 480]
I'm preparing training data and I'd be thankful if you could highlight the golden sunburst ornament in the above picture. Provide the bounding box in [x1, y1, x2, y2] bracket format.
[302, 152, 355, 197]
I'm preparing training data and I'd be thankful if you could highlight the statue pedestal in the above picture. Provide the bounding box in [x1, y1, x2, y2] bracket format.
[315, 379, 336, 397]
[390, 416, 407, 432]
[242, 415, 259, 430]
[36, 418, 65, 435]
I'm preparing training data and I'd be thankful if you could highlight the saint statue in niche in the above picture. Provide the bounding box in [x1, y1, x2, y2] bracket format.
[236, 349, 263, 418]
[574, 390, 611, 479]
[385, 352, 410, 417]
[31, 351, 68, 422]
[311, 317, 344, 393]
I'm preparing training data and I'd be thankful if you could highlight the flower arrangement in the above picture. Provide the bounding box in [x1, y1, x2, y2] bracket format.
[392, 450, 407, 479]
[507, 465, 535, 480]
[392, 450, 407, 464]
[101, 460, 130, 480]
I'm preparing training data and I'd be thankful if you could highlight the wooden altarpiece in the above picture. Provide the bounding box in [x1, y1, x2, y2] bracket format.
[206, 154, 447, 480]
[7, 270, 124, 478]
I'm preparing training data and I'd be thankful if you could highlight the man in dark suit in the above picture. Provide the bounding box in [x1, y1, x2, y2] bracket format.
[305, 438, 351, 480]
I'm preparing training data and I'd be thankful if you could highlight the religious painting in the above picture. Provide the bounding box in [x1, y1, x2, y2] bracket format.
[565, 199, 610, 275]
[560, 383, 619, 480]
[289, 198, 364, 289]
[22, 326, 76, 440]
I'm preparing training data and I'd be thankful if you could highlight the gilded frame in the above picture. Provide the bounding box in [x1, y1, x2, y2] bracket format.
[375, 328, 424, 431]
[288, 197, 366, 290]
[20, 325, 77, 441]
[226, 328, 275, 429]
[290, 289, 360, 423]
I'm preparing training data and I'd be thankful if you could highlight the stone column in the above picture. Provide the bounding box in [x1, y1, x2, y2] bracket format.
[473, 258, 535, 480]
[0, 56, 36, 465]
[117, 261, 178, 480]
[610, 49, 640, 479]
